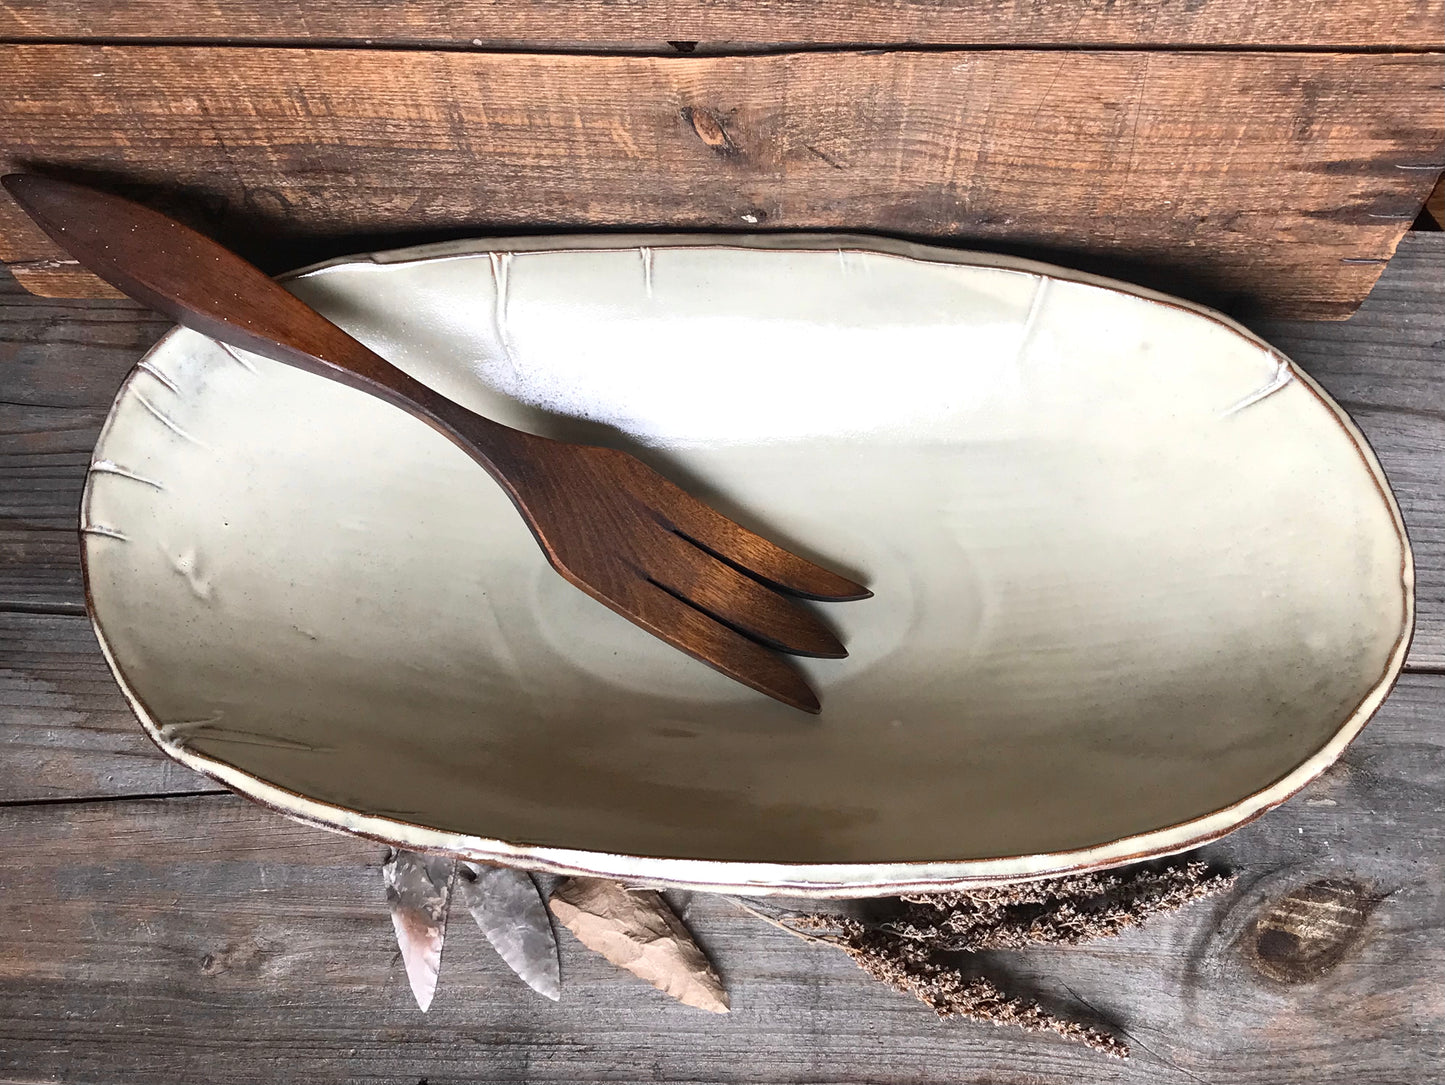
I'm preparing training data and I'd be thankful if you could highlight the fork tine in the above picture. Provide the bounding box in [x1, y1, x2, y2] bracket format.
[619, 581, 822, 713]
[649, 537, 847, 658]
[660, 500, 872, 602]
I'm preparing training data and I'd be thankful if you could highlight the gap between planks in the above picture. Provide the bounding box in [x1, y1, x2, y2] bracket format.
[0, 600, 88, 616]
[0, 787, 227, 809]
[0, 38, 1442, 56]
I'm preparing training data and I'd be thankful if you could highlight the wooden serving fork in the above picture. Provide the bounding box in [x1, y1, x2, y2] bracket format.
[4, 174, 868, 712]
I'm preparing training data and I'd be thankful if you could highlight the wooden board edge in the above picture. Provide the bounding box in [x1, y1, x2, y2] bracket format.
[0, 246, 1388, 319]
[1426, 173, 1445, 228]
[8, 261, 126, 299]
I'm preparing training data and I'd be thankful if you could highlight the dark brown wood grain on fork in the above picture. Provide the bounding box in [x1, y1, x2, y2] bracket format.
[1, 174, 870, 713]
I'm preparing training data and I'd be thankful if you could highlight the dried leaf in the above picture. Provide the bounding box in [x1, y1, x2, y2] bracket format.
[458, 862, 561, 1001]
[549, 877, 729, 1013]
[382, 849, 456, 1012]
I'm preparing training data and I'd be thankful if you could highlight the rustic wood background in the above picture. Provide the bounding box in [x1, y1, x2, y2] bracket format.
[3, 2, 1444, 1078]
[1, 3, 1441, 315]
[1, 233, 1441, 1083]
[5, 0, 1444, 47]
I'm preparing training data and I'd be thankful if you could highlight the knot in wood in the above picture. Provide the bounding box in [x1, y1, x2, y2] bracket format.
[1245, 878, 1374, 984]
[682, 107, 737, 157]
[200, 938, 274, 977]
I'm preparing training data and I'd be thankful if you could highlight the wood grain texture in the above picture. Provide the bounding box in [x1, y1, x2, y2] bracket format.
[0, 671, 1441, 1082]
[2, 0, 1441, 48]
[0, 278, 165, 611]
[1254, 232, 1445, 668]
[2, 46, 1441, 316]
[0, 611, 219, 801]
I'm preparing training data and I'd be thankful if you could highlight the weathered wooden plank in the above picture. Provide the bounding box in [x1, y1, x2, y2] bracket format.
[0, 670, 1440, 1082]
[0, 611, 220, 801]
[1334, 408, 1445, 670]
[0, 281, 166, 610]
[1, 0, 1440, 48]
[1258, 230, 1445, 407]
[3, 46, 1441, 316]
[1256, 232, 1445, 669]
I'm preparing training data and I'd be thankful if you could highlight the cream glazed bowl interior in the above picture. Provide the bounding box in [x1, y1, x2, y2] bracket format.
[81, 234, 1413, 897]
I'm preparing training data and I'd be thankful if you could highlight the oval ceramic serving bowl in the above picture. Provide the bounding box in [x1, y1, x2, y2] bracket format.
[82, 235, 1413, 897]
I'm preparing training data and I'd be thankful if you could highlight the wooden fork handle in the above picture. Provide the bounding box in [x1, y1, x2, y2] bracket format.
[1, 174, 538, 477]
